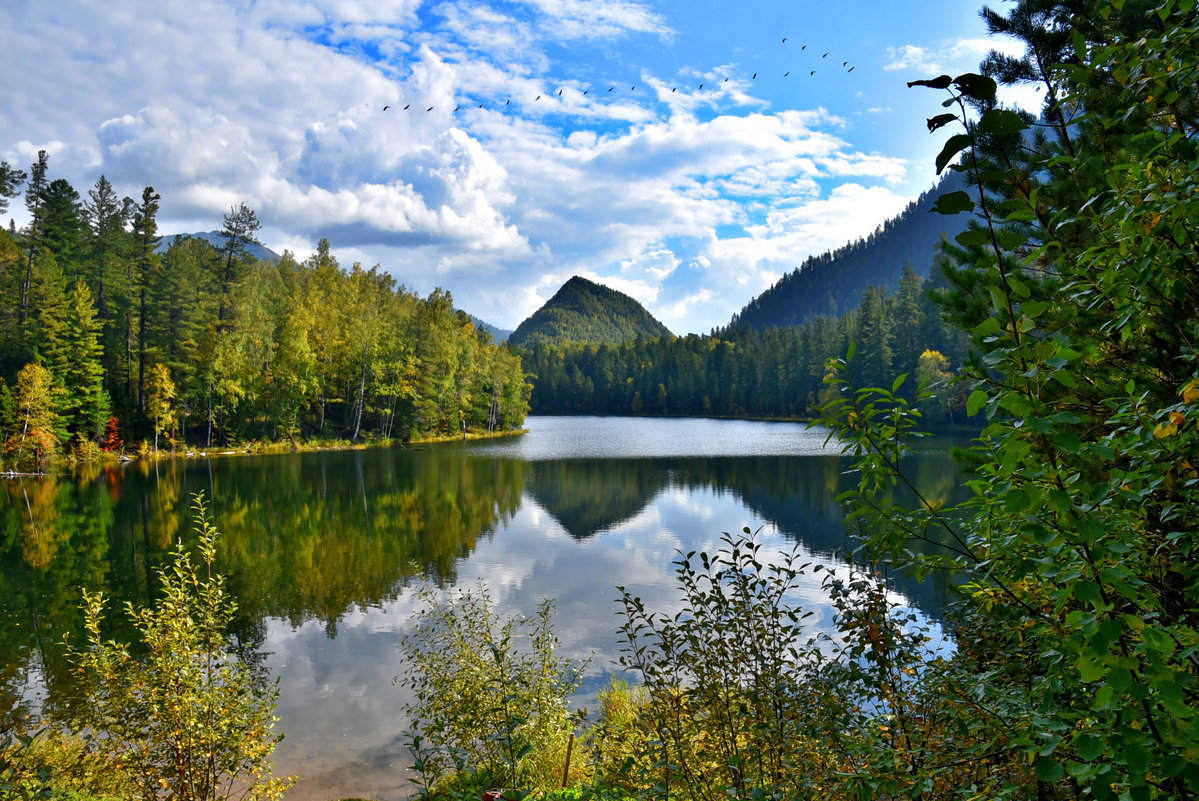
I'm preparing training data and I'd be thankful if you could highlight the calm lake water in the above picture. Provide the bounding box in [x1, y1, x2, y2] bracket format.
[0, 416, 966, 800]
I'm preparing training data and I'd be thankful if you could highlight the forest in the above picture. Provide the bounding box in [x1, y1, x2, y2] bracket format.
[523, 263, 972, 423]
[0, 168, 531, 468]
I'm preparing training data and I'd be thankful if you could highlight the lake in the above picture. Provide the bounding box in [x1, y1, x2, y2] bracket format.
[0, 416, 966, 799]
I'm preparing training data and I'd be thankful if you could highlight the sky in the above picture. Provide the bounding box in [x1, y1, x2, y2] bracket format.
[1, 0, 1038, 335]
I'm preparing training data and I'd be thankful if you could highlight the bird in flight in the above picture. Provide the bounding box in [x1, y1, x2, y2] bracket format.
[752, 72, 757, 79]
[426, 106, 433, 111]
[454, 105, 461, 111]
[558, 89, 563, 96]
[383, 105, 390, 111]
[782, 37, 788, 43]
[810, 70, 815, 75]
[784, 71, 790, 77]
[403, 104, 410, 110]
[822, 52, 829, 58]
[848, 66, 855, 73]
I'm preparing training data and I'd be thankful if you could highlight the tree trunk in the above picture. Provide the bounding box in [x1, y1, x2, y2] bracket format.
[350, 344, 370, 442]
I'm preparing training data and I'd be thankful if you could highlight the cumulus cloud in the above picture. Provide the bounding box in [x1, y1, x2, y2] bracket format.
[3, 0, 941, 334]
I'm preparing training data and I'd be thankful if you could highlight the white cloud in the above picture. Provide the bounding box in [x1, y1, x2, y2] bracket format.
[884, 36, 1023, 75]
[2, 0, 941, 336]
[514, 0, 670, 40]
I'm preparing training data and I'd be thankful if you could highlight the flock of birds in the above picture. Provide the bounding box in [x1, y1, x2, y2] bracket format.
[380, 37, 856, 114]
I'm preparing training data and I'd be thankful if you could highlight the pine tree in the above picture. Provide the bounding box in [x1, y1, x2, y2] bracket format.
[0, 161, 27, 217]
[217, 202, 261, 327]
[83, 175, 132, 320]
[19, 150, 49, 323]
[131, 187, 161, 414]
[42, 280, 109, 442]
[38, 178, 88, 271]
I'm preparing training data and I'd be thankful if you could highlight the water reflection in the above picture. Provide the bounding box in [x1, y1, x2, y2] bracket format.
[0, 417, 969, 800]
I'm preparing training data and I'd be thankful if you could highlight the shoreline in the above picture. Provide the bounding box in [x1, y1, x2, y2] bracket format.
[0, 427, 529, 477]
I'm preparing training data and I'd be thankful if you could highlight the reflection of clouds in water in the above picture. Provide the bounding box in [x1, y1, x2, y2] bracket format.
[265, 481, 943, 801]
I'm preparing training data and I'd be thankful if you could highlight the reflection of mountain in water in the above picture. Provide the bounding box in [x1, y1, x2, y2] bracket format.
[525, 460, 665, 538]
[522, 452, 968, 621]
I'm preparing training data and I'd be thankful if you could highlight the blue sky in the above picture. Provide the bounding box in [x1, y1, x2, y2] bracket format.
[1, 0, 1038, 334]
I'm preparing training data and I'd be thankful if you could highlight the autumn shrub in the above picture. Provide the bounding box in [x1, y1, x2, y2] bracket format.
[611, 530, 852, 801]
[69, 494, 292, 801]
[1, 726, 135, 801]
[399, 584, 589, 798]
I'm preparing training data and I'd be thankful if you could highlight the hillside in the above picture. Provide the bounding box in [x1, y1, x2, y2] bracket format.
[723, 171, 970, 331]
[469, 315, 512, 344]
[157, 231, 281, 262]
[508, 276, 672, 348]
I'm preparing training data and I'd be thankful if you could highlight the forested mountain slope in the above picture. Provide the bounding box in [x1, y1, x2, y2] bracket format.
[156, 231, 281, 263]
[724, 170, 969, 331]
[508, 276, 672, 348]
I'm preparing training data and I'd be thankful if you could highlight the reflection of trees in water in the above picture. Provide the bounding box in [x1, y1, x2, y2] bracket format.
[1, 474, 117, 722]
[523, 452, 969, 621]
[0, 442, 965, 723]
[0, 448, 526, 717]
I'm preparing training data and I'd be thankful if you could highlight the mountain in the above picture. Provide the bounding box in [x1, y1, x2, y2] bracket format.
[468, 315, 512, 344]
[156, 231, 282, 262]
[723, 171, 971, 332]
[508, 276, 672, 348]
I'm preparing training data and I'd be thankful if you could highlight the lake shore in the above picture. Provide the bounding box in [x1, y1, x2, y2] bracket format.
[1, 426, 529, 477]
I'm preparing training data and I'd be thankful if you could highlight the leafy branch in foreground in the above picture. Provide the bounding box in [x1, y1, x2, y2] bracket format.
[398, 584, 588, 798]
[69, 494, 292, 801]
[818, 1, 1199, 797]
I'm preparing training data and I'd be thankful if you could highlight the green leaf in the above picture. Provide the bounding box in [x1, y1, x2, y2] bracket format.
[966, 389, 988, 417]
[926, 113, 959, 133]
[1073, 30, 1087, 62]
[953, 73, 997, 102]
[1072, 581, 1101, 604]
[1075, 733, 1105, 761]
[932, 190, 975, 215]
[956, 228, 990, 247]
[973, 317, 1001, 336]
[988, 285, 1010, 313]
[1036, 756, 1064, 782]
[978, 108, 1029, 136]
[935, 135, 973, 174]
[1077, 655, 1106, 683]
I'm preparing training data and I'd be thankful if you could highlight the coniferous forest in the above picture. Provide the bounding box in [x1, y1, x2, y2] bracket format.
[523, 263, 971, 423]
[0, 167, 531, 467]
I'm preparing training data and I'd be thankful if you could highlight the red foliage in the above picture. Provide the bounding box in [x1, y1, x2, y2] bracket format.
[101, 416, 123, 452]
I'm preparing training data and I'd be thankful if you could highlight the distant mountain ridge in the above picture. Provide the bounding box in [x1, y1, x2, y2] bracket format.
[508, 276, 672, 348]
[157, 231, 282, 263]
[469, 315, 511, 344]
[723, 171, 970, 332]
